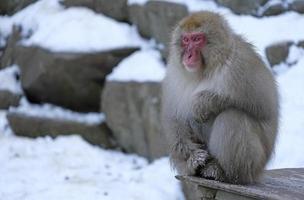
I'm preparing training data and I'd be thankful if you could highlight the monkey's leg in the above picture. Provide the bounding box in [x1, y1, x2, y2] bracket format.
[208, 109, 267, 184]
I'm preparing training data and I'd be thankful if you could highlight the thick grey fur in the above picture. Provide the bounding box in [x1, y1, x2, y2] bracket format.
[162, 11, 279, 184]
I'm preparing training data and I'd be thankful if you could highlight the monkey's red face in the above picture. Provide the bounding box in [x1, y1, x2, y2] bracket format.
[181, 32, 206, 72]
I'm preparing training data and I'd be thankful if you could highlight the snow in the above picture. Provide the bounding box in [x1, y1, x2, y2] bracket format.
[286, 45, 304, 64]
[272, 62, 290, 75]
[10, 98, 105, 125]
[0, 135, 183, 200]
[107, 49, 166, 82]
[0, 0, 146, 52]
[128, 0, 149, 5]
[0, 65, 22, 94]
[268, 56, 304, 169]
[0, 111, 13, 136]
[227, 13, 304, 56]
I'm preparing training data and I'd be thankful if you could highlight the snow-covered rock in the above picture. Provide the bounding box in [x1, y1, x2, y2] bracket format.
[103, 49, 167, 160]
[107, 49, 165, 82]
[0, 0, 146, 53]
[6, 98, 114, 147]
[265, 41, 293, 66]
[15, 45, 138, 112]
[7, 112, 114, 148]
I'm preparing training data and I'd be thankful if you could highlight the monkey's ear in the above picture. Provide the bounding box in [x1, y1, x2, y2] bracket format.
[170, 30, 183, 47]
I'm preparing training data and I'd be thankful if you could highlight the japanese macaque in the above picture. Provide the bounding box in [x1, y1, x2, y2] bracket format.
[162, 11, 279, 184]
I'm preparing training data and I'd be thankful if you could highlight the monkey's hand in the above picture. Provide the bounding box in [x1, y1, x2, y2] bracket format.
[200, 159, 225, 182]
[186, 149, 210, 175]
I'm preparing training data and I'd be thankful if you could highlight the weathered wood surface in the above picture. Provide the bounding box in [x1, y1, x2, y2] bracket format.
[177, 168, 304, 200]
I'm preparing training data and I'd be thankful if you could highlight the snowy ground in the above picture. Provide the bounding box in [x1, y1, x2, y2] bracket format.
[0, 0, 304, 199]
[0, 135, 183, 200]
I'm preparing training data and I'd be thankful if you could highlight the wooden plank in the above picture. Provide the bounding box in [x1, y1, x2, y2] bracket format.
[197, 186, 217, 199]
[216, 191, 256, 200]
[177, 168, 304, 200]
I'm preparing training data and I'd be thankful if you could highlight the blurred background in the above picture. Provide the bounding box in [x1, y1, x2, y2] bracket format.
[0, 0, 303, 199]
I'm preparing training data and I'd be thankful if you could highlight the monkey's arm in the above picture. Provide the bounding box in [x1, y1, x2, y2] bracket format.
[192, 91, 231, 122]
[168, 118, 210, 175]
[193, 90, 270, 122]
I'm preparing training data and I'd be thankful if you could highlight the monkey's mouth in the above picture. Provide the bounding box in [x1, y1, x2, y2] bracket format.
[183, 50, 202, 68]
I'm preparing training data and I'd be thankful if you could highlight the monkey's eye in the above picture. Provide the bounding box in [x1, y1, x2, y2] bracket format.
[193, 35, 205, 42]
[193, 37, 200, 42]
[182, 37, 189, 44]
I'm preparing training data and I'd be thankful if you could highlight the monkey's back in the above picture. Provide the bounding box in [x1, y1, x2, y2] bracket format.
[220, 34, 280, 160]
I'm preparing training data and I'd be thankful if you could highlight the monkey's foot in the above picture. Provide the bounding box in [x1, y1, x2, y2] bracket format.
[200, 160, 225, 182]
[186, 149, 210, 175]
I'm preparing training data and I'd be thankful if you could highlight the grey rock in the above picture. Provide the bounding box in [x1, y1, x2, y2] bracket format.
[128, 4, 151, 38]
[61, 0, 95, 10]
[290, 0, 304, 14]
[0, 0, 37, 15]
[13, 45, 138, 112]
[265, 41, 293, 66]
[263, 3, 286, 16]
[95, 0, 128, 21]
[0, 90, 21, 109]
[145, 1, 188, 45]
[216, 0, 266, 15]
[0, 34, 5, 59]
[62, 0, 128, 21]
[261, 0, 270, 6]
[0, 26, 22, 69]
[7, 111, 115, 148]
[102, 81, 168, 161]
[297, 40, 304, 48]
[128, 1, 188, 46]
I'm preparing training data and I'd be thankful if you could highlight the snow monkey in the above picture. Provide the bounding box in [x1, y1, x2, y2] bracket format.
[162, 11, 279, 184]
